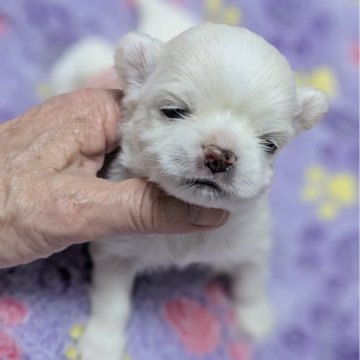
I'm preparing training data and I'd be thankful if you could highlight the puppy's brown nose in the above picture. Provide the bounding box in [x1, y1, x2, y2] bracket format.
[204, 145, 236, 173]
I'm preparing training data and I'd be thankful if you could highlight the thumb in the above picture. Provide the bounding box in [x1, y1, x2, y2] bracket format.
[57, 177, 229, 242]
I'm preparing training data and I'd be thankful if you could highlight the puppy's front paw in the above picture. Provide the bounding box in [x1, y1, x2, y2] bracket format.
[236, 299, 275, 341]
[77, 320, 126, 360]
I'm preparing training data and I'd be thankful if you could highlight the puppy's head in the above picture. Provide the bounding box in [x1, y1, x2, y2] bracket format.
[114, 23, 327, 210]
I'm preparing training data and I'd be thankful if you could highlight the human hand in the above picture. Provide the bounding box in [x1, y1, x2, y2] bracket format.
[0, 89, 228, 268]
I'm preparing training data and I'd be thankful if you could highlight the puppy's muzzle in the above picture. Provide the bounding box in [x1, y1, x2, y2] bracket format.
[204, 145, 236, 174]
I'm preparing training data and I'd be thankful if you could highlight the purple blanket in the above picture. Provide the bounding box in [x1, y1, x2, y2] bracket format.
[0, 1, 358, 359]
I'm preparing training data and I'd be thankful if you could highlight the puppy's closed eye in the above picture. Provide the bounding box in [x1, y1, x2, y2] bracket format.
[161, 107, 189, 119]
[259, 138, 278, 154]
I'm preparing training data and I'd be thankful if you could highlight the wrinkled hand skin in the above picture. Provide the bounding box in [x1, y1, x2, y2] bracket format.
[0, 89, 228, 269]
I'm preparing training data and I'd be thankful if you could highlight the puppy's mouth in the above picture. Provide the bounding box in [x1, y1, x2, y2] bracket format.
[183, 178, 222, 193]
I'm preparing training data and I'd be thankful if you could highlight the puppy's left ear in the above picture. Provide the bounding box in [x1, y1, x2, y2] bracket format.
[293, 87, 328, 134]
[114, 33, 163, 94]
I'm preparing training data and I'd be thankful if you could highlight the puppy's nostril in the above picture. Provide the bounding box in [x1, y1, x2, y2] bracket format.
[204, 145, 236, 174]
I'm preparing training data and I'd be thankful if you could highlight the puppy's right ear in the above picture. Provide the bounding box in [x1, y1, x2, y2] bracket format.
[293, 87, 328, 135]
[114, 33, 163, 93]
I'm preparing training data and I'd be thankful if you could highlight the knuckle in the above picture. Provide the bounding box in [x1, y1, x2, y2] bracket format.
[72, 88, 99, 103]
[49, 89, 122, 152]
[74, 89, 120, 128]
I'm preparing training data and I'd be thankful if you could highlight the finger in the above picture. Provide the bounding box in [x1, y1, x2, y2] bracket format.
[93, 89, 124, 153]
[56, 89, 124, 154]
[51, 176, 229, 243]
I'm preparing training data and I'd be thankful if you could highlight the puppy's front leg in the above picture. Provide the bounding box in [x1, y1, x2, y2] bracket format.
[78, 243, 137, 360]
[232, 255, 275, 341]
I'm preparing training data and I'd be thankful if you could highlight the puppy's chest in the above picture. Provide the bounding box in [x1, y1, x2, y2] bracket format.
[166, 223, 265, 267]
[104, 223, 263, 269]
[165, 233, 245, 266]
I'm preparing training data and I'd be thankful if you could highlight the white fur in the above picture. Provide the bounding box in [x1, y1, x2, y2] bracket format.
[49, 37, 114, 95]
[78, 23, 327, 360]
[136, 0, 198, 42]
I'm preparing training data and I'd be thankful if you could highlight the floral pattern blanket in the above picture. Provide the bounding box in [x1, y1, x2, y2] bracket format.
[0, 0, 358, 359]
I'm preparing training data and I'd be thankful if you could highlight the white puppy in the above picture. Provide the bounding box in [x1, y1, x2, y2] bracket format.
[78, 23, 327, 359]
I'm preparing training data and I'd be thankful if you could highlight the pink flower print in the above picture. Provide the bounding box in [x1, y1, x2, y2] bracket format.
[227, 341, 252, 360]
[0, 330, 21, 360]
[350, 41, 359, 65]
[0, 298, 28, 327]
[205, 280, 229, 306]
[0, 298, 27, 360]
[169, 0, 186, 7]
[0, 13, 9, 36]
[121, 0, 136, 9]
[224, 308, 238, 329]
[164, 297, 221, 355]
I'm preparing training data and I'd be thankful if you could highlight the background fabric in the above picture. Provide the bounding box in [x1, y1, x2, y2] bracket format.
[0, 0, 358, 359]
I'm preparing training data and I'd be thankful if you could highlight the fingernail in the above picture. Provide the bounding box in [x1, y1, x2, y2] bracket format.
[190, 207, 229, 227]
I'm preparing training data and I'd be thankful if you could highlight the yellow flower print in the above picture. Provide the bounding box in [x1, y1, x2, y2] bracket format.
[302, 166, 358, 220]
[122, 354, 132, 360]
[65, 346, 78, 360]
[64, 323, 132, 360]
[206, 0, 222, 13]
[70, 324, 85, 340]
[36, 82, 52, 100]
[64, 324, 84, 360]
[205, 0, 241, 25]
[296, 66, 337, 98]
